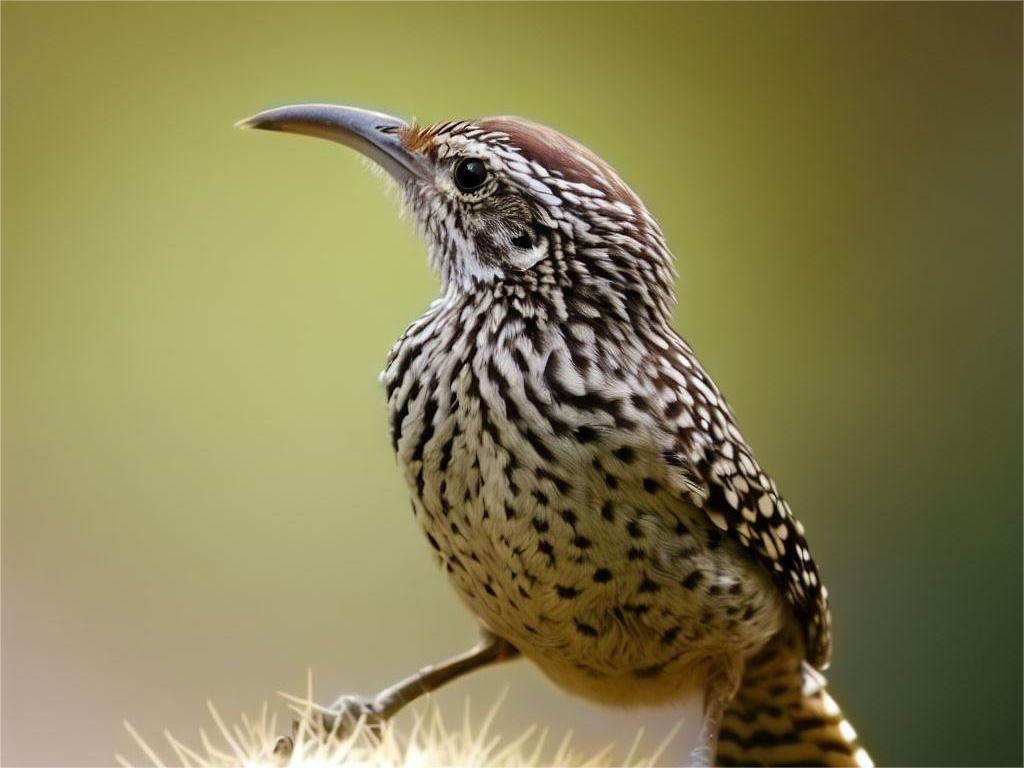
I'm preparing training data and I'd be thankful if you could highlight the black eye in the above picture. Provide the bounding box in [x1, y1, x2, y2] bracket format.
[453, 158, 488, 192]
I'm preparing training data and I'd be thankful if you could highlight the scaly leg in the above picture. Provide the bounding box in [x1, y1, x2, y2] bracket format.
[688, 682, 729, 767]
[275, 629, 518, 757]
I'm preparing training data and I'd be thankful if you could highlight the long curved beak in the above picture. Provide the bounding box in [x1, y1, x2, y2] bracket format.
[236, 104, 425, 183]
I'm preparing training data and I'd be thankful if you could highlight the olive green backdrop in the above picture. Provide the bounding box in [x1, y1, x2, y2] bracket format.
[3, 3, 1021, 766]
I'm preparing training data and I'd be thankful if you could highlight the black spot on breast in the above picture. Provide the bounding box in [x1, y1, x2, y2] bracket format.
[681, 571, 704, 590]
[643, 478, 661, 494]
[536, 467, 570, 494]
[532, 517, 549, 533]
[575, 425, 598, 443]
[439, 437, 454, 472]
[560, 509, 577, 526]
[661, 626, 681, 645]
[574, 620, 599, 637]
[411, 393, 438, 462]
[556, 584, 580, 599]
[601, 502, 615, 522]
[573, 535, 592, 549]
[638, 576, 661, 594]
[524, 428, 554, 462]
[521, 316, 543, 353]
[503, 396, 521, 422]
[537, 540, 556, 565]
[613, 446, 635, 463]
[626, 520, 643, 538]
[593, 568, 612, 583]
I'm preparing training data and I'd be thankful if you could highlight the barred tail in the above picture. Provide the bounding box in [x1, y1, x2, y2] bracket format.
[716, 628, 873, 768]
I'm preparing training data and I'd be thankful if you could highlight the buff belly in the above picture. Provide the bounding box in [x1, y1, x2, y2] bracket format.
[405, 447, 786, 707]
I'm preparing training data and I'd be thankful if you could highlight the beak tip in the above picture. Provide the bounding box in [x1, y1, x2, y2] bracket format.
[235, 115, 264, 131]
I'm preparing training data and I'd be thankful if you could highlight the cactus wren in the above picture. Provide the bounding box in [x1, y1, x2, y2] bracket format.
[240, 105, 872, 767]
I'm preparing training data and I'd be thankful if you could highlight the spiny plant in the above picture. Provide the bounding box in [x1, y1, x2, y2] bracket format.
[119, 675, 679, 768]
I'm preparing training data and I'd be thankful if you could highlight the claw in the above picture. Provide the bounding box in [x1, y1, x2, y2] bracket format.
[320, 694, 386, 740]
[272, 734, 293, 764]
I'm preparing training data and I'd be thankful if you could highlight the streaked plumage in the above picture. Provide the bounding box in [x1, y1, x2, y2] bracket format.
[242, 106, 871, 768]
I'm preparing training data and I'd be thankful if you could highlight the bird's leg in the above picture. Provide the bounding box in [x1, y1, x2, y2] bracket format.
[688, 681, 729, 767]
[325, 629, 519, 731]
[275, 629, 518, 758]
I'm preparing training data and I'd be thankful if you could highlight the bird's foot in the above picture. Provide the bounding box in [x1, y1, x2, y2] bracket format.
[320, 694, 387, 738]
[271, 631, 517, 763]
[271, 694, 386, 763]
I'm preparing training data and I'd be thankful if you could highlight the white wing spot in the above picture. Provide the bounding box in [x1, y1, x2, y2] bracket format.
[855, 748, 875, 768]
[821, 692, 841, 717]
[839, 720, 858, 742]
[708, 510, 728, 531]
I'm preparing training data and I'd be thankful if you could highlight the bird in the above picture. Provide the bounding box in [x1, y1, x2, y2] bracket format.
[238, 104, 873, 768]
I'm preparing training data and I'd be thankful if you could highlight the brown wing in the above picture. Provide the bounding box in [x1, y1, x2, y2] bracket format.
[647, 334, 833, 668]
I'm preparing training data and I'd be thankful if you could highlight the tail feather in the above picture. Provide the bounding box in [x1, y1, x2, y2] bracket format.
[716, 627, 872, 768]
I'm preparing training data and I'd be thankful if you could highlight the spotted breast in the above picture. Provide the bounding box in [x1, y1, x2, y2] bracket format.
[382, 285, 786, 706]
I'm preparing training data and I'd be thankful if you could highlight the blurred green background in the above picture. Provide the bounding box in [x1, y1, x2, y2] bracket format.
[3, 2, 1021, 766]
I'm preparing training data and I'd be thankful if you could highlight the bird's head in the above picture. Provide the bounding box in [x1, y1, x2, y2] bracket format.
[239, 105, 676, 325]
